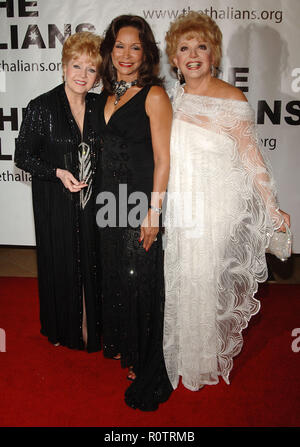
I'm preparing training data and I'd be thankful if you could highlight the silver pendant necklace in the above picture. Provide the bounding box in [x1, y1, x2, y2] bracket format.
[113, 79, 138, 105]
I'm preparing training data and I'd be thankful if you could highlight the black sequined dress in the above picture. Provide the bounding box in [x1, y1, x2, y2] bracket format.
[14, 84, 101, 352]
[94, 86, 172, 411]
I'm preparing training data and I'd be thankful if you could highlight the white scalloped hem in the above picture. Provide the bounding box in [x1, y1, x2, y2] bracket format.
[166, 277, 264, 392]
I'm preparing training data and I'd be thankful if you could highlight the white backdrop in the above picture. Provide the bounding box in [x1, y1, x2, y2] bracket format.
[0, 0, 299, 250]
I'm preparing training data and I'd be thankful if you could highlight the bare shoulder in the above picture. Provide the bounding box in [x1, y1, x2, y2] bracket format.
[147, 85, 170, 102]
[146, 85, 172, 115]
[225, 85, 248, 102]
[212, 78, 248, 102]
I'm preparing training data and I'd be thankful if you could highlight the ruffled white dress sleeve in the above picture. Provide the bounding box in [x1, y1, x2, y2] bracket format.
[163, 83, 283, 391]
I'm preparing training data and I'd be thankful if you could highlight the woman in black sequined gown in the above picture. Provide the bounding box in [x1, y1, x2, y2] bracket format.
[14, 32, 102, 352]
[93, 16, 173, 410]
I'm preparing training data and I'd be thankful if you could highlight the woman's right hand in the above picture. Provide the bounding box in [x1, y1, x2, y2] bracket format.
[140, 209, 160, 252]
[56, 168, 87, 192]
[278, 209, 291, 232]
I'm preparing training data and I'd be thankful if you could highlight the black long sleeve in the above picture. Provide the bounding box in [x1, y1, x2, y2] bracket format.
[14, 99, 58, 181]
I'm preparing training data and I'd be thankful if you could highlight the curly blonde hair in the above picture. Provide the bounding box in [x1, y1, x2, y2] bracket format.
[62, 31, 102, 71]
[165, 11, 222, 69]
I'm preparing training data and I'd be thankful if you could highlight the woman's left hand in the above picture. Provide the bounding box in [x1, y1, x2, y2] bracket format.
[140, 209, 160, 251]
[278, 209, 291, 232]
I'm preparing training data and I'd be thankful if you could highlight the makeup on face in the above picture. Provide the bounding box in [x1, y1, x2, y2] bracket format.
[174, 36, 213, 80]
[64, 54, 97, 96]
[111, 26, 144, 81]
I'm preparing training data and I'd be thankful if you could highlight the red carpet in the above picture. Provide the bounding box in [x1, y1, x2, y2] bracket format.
[0, 277, 299, 427]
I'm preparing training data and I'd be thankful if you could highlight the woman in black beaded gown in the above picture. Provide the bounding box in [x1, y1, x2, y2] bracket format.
[93, 15, 173, 410]
[14, 32, 102, 352]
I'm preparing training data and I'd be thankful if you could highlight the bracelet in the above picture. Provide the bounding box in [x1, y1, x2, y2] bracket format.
[149, 205, 162, 215]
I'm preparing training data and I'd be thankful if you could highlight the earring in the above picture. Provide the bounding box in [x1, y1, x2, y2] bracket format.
[177, 67, 183, 82]
[210, 64, 215, 77]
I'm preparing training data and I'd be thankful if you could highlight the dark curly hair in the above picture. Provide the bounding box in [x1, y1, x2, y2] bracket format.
[99, 15, 163, 93]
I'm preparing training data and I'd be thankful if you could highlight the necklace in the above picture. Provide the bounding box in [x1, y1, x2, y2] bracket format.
[113, 79, 138, 105]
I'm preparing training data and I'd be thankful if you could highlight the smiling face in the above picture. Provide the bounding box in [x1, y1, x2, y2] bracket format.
[173, 34, 214, 83]
[111, 26, 144, 82]
[63, 53, 98, 98]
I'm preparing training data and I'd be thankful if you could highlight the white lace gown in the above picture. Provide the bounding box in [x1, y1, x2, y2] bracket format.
[163, 84, 283, 391]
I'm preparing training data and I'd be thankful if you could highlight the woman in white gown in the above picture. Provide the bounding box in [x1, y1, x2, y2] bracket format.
[163, 12, 290, 391]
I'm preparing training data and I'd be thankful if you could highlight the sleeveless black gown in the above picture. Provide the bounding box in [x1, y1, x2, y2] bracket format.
[94, 85, 172, 411]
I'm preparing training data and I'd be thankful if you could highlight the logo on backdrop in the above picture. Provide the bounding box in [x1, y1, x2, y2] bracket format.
[142, 6, 283, 24]
[229, 68, 300, 127]
[0, 0, 97, 163]
[0, 0, 96, 50]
